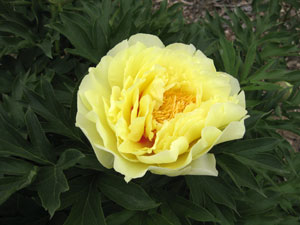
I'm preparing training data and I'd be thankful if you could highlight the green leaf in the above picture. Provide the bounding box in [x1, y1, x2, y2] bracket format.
[160, 202, 181, 225]
[241, 43, 256, 80]
[36, 166, 69, 217]
[217, 154, 262, 193]
[24, 80, 79, 140]
[170, 195, 217, 222]
[0, 165, 37, 205]
[0, 157, 35, 176]
[0, 113, 52, 165]
[222, 138, 279, 155]
[145, 213, 173, 225]
[25, 108, 55, 163]
[63, 176, 106, 225]
[106, 210, 136, 225]
[186, 176, 236, 211]
[57, 149, 85, 170]
[98, 174, 159, 211]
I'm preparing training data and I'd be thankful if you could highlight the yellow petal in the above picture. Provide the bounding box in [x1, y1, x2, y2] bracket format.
[166, 43, 196, 55]
[107, 40, 128, 57]
[184, 153, 218, 176]
[216, 117, 247, 144]
[137, 136, 189, 164]
[128, 33, 164, 48]
[205, 103, 247, 128]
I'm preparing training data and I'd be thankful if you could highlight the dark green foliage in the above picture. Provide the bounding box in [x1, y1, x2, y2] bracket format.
[0, 0, 299, 224]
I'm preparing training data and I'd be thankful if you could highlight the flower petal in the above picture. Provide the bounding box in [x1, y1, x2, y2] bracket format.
[128, 33, 165, 48]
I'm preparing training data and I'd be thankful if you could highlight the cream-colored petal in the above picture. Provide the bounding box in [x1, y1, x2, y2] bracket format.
[216, 117, 247, 144]
[95, 143, 149, 182]
[148, 153, 217, 177]
[166, 43, 196, 55]
[84, 91, 118, 151]
[93, 145, 114, 169]
[237, 91, 246, 108]
[113, 155, 149, 182]
[128, 33, 164, 48]
[76, 113, 103, 146]
[205, 103, 247, 128]
[184, 153, 218, 176]
[107, 40, 129, 57]
[190, 126, 222, 158]
[137, 137, 189, 164]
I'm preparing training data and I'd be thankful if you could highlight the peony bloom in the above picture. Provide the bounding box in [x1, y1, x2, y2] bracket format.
[76, 33, 248, 182]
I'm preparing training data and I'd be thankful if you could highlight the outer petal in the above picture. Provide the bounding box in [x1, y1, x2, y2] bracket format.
[95, 143, 149, 182]
[166, 43, 196, 55]
[184, 153, 218, 176]
[128, 33, 164, 48]
[107, 40, 129, 57]
[148, 153, 217, 177]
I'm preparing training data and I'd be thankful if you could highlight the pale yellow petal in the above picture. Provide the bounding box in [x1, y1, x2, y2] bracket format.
[128, 33, 164, 48]
[107, 40, 129, 57]
[216, 117, 247, 144]
[166, 43, 196, 55]
[137, 136, 189, 164]
[76, 113, 103, 146]
[205, 103, 247, 128]
[184, 153, 218, 176]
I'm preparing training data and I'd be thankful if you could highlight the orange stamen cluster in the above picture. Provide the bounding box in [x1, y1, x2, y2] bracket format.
[153, 90, 195, 123]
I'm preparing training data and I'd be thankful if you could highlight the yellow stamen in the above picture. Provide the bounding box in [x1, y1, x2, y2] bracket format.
[153, 90, 195, 123]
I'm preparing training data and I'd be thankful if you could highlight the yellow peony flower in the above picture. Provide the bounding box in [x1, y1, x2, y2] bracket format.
[76, 33, 248, 182]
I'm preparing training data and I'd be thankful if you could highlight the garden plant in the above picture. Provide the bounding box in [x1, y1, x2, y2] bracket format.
[0, 0, 300, 224]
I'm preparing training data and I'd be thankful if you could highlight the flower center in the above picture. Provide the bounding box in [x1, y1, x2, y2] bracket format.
[153, 90, 196, 123]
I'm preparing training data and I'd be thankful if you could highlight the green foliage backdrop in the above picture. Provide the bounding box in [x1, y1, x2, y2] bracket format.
[0, 0, 299, 224]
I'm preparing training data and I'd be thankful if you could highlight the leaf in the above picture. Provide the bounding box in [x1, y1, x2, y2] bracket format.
[217, 154, 262, 193]
[57, 149, 85, 170]
[0, 113, 52, 165]
[241, 43, 256, 80]
[170, 195, 217, 223]
[222, 138, 279, 155]
[63, 176, 106, 225]
[0, 166, 37, 205]
[24, 79, 79, 140]
[78, 154, 105, 171]
[0, 157, 35, 176]
[25, 108, 55, 163]
[160, 202, 182, 225]
[36, 166, 69, 217]
[186, 176, 236, 211]
[106, 210, 136, 225]
[98, 174, 159, 211]
[144, 213, 173, 225]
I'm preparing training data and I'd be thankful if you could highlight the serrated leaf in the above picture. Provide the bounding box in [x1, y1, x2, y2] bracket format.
[98, 174, 159, 211]
[63, 176, 106, 225]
